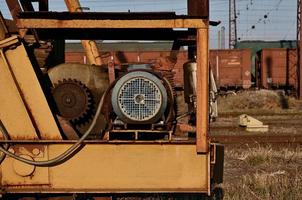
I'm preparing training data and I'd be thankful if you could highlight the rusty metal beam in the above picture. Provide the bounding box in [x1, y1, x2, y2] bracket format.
[64, 0, 102, 66]
[5, 0, 27, 37]
[19, 0, 48, 11]
[19, 0, 40, 41]
[5, 0, 22, 22]
[64, 0, 82, 12]
[20, 0, 35, 11]
[16, 18, 207, 29]
[196, 28, 209, 153]
[35, 29, 195, 40]
[38, 0, 49, 11]
[187, 0, 209, 59]
[0, 12, 9, 40]
[18, 11, 189, 19]
[188, 0, 209, 18]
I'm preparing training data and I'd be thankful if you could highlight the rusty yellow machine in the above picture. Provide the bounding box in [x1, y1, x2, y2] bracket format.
[0, 0, 223, 199]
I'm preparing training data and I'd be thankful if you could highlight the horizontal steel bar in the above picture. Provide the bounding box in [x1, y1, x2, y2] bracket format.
[35, 29, 196, 41]
[1, 134, 301, 144]
[17, 19, 208, 29]
[2, 188, 209, 194]
[0, 139, 196, 144]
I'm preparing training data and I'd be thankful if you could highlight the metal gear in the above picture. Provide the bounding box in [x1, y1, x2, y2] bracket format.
[52, 78, 94, 125]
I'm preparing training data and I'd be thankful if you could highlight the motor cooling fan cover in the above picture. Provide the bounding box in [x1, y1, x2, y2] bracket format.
[111, 71, 167, 124]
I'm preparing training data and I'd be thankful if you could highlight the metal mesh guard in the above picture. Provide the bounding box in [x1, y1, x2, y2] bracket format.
[118, 77, 162, 121]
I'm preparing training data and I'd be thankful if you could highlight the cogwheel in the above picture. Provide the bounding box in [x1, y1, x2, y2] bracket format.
[52, 78, 94, 126]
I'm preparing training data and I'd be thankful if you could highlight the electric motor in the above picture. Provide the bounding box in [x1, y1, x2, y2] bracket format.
[111, 71, 168, 124]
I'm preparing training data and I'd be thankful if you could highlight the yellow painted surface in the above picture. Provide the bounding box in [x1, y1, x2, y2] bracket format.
[49, 144, 209, 192]
[196, 28, 209, 153]
[1, 144, 210, 193]
[17, 19, 208, 29]
[1, 146, 49, 186]
[0, 36, 62, 139]
[0, 45, 38, 140]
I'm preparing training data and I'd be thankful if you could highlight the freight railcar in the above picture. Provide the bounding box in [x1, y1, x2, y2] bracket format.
[256, 48, 297, 90]
[65, 49, 252, 90]
[209, 49, 252, 90]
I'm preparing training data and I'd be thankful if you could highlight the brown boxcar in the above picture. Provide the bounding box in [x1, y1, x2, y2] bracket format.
[209, 49, 252, 89]
[256, 48, 297, 89]
[65, 49, 252, 89]
[65, 50, 188, 86]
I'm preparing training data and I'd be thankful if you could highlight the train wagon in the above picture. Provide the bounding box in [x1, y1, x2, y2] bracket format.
[256, 48, 297, 90]
[65, 50, 188, 87]
[66, 49, 253, 90]
[209, 49, 252, 90]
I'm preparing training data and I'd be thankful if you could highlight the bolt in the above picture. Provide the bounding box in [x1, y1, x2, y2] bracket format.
[65, 97, 72, 104]
[32, 148, 40, 156]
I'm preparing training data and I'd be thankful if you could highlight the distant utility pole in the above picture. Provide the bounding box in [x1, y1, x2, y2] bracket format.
[229, 0, 237, 49]
[297, 0, 302, 99]
[218, 30, 221, 49]
[221, 26, 226, 49]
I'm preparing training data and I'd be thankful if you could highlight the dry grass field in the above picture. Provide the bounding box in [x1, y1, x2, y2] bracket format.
[217, 90, 302, 113]
[223, 146, 302, 200]
[214, 90, 302, 200]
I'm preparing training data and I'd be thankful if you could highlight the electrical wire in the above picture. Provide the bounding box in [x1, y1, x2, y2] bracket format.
[0, 90, 106, 167]
[0, 121, 10, 164]
[176, 111, 193, 121]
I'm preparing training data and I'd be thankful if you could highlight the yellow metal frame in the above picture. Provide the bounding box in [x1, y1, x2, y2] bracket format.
[0, 36, 62, 140]
[0, 15, 215, 195]
[2, 144, 211, 194]
[14, 16, 210, 153]
[16, 18, 208, 29]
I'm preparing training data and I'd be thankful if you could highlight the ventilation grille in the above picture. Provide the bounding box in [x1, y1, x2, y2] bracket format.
[117, 77, 162, 122]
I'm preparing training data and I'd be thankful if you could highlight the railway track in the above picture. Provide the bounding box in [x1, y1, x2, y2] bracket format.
[210, 134, 302, 144]
[218, 112, 302, 117]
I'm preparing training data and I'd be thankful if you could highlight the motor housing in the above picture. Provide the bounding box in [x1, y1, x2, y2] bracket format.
[111, 71, 168, 124]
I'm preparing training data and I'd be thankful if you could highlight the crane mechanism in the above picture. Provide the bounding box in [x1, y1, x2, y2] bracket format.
[0, 1, 224, 199]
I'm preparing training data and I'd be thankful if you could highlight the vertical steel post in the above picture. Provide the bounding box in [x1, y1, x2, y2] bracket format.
[64, 0, 102, 66]
[196, 28, 209, 153]
[38, 0, 49, 11]
[229, 0, 237, 49]
[5, 0, 29, 37]
[188, 0, 210, 152]
[218, 30, 221, 49]
[188, 0, 209, 59]
[188, 0, 209, 18]
[5, 0, 22, 22]
[221, 26, 226, 49]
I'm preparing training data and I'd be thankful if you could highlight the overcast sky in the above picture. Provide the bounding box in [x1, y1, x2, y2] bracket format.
[0, 0, 297, 48]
